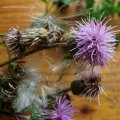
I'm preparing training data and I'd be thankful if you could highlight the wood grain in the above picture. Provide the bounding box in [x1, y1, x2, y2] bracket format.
[0, 0, 120, 120]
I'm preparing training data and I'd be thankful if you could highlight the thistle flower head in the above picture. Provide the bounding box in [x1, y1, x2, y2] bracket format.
[71, 65, 105, 104]
[51, 95, 74, 120]
[71, 18, 117, 67]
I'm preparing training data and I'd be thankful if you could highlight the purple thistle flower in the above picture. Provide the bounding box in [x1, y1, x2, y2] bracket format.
[51, 95, 74, 120]
[70, 18, 117, 67]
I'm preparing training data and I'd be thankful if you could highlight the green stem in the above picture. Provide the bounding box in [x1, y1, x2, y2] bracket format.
[0, 34, 13, 68]
[0, 33, 6, 37]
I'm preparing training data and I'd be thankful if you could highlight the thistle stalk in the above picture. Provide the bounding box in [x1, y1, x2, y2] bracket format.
[0, 42, 68, 68]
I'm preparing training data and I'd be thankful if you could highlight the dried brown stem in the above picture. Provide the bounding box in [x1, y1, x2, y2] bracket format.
[0, 42, 68, 68]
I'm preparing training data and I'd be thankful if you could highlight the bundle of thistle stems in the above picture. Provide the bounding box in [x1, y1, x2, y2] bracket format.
[0, 1, 118, 120]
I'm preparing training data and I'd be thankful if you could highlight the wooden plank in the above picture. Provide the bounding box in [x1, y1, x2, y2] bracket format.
[0, 0, 120, 120]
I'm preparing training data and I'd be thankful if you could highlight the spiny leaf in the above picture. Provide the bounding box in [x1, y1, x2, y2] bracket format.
[86, 0, 94, 8]
[30, 111, 41, 120]
[89, 0, 120, 18]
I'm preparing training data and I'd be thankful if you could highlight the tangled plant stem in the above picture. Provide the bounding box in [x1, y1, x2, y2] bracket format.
[0, 111, 28, 120]
[0, 42, 68, 68]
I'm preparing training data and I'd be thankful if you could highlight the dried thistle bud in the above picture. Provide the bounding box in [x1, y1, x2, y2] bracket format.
[70, 76, 106, 105]
[72, 65, 106, 104]
[6, 27, 25, 56]
[22, 28, 49, 47]
[6, 27, 62, 56]
[71, 77, 101, 97]
[47, 31, 61, 44]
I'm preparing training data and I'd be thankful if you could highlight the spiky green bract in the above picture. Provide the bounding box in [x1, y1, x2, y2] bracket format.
[30, 111, 41, 120]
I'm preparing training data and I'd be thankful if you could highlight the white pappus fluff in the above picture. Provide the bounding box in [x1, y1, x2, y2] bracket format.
[35, 85, 57, 109]
[12, 68, 41, 112]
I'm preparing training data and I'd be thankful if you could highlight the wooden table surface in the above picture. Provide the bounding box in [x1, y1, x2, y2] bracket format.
[0, 0, 120, 120]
